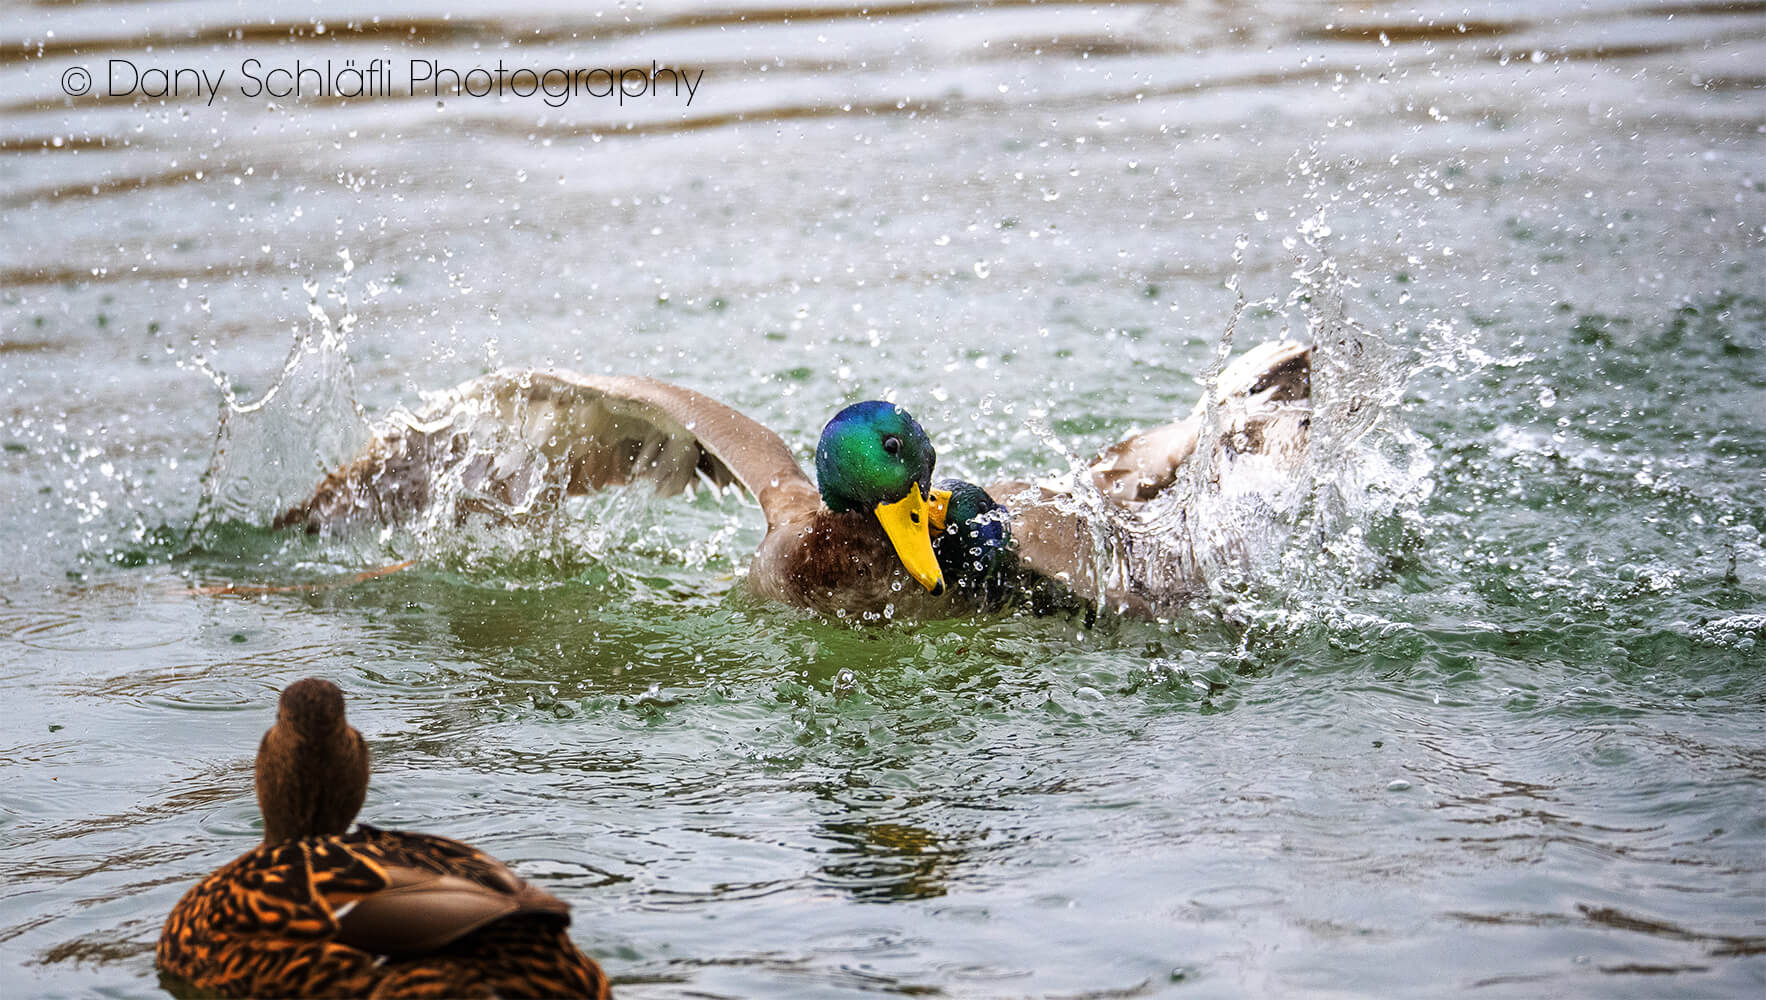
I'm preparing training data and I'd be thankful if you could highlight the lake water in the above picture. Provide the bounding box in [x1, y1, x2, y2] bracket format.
[2, 1, 1763, 997]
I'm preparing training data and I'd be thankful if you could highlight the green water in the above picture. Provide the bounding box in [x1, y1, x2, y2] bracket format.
[3, 1, 1763, 997]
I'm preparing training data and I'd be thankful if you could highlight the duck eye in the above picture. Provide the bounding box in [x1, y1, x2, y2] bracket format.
[882, 435, 902, 456]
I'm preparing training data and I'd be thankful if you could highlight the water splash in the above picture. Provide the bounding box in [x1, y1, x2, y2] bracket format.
[192, 317, 754, 580]
[187, 257, 369, 537]
[187, 241, 1456, 611]
[1024, 239, 1447, 618]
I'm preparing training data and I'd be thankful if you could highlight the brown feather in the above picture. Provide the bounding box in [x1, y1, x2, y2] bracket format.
[748, 507, 950, 619]
[256, 678, 368, 845]
[331, 838, 568, 957]
[277, 371, 812, 534]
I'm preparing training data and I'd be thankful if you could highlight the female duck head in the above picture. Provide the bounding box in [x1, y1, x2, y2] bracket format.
[255, 678, 370, 845]
[816, 401, 949, 595]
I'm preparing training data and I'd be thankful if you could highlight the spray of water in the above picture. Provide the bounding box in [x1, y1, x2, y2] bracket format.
[186, 253, 369, 538]
[1023, 234, 1444, 619]
[188, 278, 745, 579]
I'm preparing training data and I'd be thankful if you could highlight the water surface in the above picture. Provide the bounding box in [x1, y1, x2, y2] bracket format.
[2, 1, 1764, 997]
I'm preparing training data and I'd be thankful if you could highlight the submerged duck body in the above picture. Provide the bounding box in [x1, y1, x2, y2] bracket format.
[278, 341, 1313, 618]
[157, 679, 609, 999]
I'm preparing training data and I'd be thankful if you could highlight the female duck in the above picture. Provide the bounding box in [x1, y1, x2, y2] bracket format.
[278, 341, 1312, 617]
[157, 678, 610, 999]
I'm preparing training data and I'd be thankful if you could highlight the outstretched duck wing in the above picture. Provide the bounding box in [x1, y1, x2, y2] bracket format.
[279, 370, 820, 534]
[1087, 340, 1312, 501]
[991, 341, 1314, 612]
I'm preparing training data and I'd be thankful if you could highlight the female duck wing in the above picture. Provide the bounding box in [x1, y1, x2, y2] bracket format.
[326, 827, 571, 958]
[280, 370, 819, 533]
[331, 827, 609, 999]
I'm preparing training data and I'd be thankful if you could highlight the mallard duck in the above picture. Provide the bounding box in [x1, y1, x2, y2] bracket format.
[157, 678, 611, 999]
[277, 341, 1312, 617]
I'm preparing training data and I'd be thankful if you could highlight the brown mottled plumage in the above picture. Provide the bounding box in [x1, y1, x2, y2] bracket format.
[747, 503, 957, 620]
[275, 343, 1312, 618]
[157, 679, 610, 999]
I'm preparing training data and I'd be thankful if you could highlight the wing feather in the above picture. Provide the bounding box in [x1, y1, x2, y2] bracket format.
[278, 370, 819, 534]
[995, 341, 1313, 611]
[1085, 341, 1312, 501]
[327, 828, 569, 958]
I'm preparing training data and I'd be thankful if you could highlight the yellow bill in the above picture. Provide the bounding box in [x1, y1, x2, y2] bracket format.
[927, 488, 952, 533]
[874, 483, 946, 595]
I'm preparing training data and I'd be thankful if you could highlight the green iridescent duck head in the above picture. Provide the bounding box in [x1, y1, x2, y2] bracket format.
[816, 401, 952, 595]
